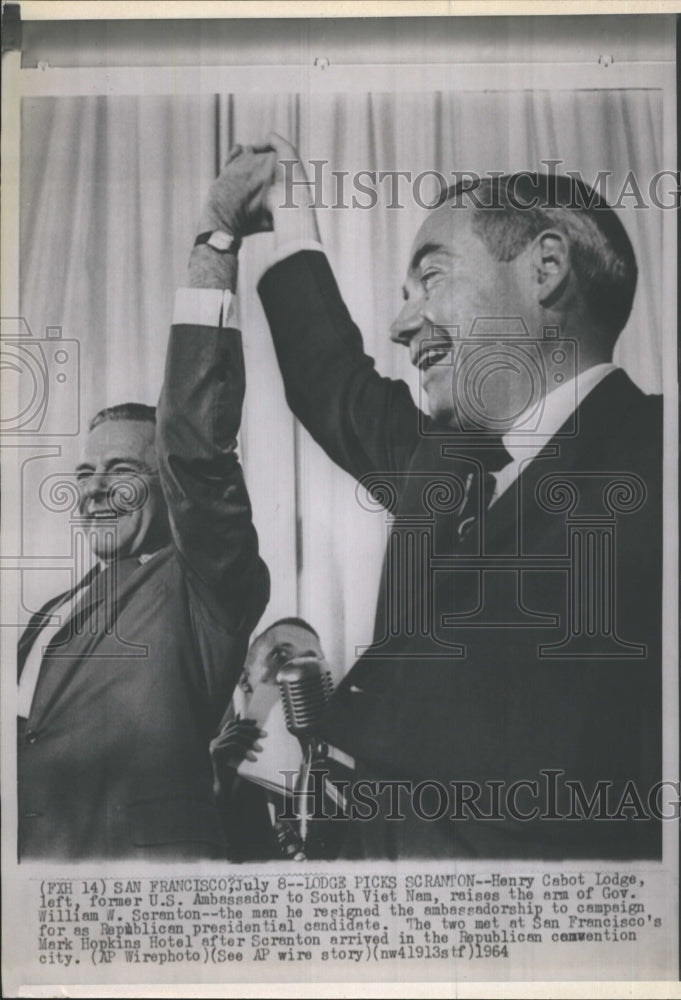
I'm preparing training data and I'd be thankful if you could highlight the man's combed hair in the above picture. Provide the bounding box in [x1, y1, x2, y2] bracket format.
[259, 617, 320, 641]
[439, 173, 638, 340]
[89, 402, 156, 432]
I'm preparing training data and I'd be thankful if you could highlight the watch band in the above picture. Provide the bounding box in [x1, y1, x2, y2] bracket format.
[194, 230, 242, 254]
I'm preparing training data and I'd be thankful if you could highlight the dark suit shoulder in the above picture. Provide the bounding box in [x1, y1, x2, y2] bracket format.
[567, 370, 661, 465]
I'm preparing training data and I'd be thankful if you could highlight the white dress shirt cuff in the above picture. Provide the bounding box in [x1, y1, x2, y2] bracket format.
[173, 288, 237, 329]
[257, 239, 326, 284]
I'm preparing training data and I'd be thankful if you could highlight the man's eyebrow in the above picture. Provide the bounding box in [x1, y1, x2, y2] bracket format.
[74, 457, 148, 474]
[409, 241, 450, 273]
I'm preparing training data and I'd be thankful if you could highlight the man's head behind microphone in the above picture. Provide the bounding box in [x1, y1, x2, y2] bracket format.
[210, 617, 329, 786]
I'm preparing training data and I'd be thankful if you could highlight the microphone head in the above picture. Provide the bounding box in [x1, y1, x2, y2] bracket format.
[277, 655, 334, 738]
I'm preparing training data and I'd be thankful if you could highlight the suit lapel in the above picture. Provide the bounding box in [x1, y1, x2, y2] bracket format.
[28, 556, 148, 725]
[18, 589, 72, 679]
[17, 563, 105, 679]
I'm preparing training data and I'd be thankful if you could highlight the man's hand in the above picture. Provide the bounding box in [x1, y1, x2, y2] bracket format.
[210, 716, 266, 771]
[263, 132, 321, 247]
[187, 135, 320, 289]
[199, 143, 277, 238]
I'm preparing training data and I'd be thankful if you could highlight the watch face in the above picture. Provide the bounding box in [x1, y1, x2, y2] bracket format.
[208, 230, 233, 252]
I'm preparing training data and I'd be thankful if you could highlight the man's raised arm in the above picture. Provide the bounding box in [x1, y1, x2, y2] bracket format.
[156, 147, 274, 635]
[255, 134, 421, 481]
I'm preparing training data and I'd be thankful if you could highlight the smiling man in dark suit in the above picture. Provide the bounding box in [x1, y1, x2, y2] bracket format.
[17, 148, 273, 860]
[191, 138, 663, 859]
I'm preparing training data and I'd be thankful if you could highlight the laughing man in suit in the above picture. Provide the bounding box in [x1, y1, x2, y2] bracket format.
[202, 138, 663, 859]
[17, 148, 273, 860]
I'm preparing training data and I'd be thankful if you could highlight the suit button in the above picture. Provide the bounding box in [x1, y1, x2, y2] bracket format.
[25, 729, 38, 744]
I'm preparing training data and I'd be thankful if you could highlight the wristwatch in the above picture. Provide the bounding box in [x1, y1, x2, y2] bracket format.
[194, 230, 242, 254]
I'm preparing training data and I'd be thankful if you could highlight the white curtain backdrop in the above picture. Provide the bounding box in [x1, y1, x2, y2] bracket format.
[19, 88, 664, 678]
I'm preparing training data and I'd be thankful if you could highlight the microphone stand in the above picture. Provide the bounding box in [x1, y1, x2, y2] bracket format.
[277, 657, 334, 860]
[295, 737, 316, 856]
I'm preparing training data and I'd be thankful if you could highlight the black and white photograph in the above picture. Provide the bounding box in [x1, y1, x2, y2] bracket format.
[1, 1, 679, 995]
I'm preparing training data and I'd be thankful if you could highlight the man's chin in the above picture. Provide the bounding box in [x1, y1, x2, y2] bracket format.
[86, 522, 131, 561]
[421, 377, 457, 428]
[427, 399, 458, 429]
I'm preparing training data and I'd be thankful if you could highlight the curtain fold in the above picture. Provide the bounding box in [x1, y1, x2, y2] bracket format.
[19, 88, 664, 676]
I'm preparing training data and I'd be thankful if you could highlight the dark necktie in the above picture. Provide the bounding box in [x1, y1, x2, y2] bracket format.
[457, 437, 513, 542]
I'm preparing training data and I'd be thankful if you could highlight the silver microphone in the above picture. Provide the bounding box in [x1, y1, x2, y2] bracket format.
[277, 656, 334, 743]
[276, 656, 334, 853]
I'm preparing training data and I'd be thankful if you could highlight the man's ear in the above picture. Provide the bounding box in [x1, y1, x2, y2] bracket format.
[530, 230, 571, 307]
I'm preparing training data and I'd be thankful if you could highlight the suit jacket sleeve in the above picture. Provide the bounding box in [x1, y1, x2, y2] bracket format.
[258, 250, 422, 479]
[156, 321, 270, 642]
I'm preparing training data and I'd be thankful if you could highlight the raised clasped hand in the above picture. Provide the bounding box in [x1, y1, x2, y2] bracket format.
[199, 134, 321, 245]
[199, 143, 277, 239]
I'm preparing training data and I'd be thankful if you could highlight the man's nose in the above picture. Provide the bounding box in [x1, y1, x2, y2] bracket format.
[389, 299, 423, 345]
[79, 471, 107, 505]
